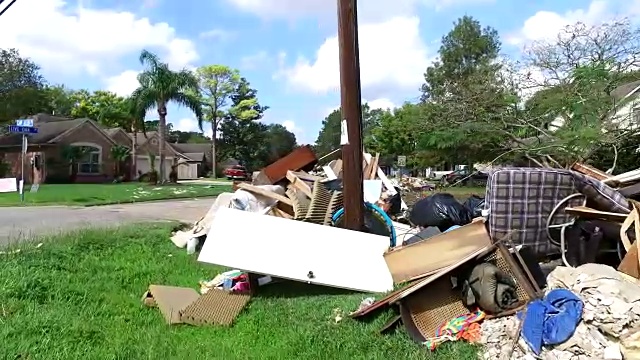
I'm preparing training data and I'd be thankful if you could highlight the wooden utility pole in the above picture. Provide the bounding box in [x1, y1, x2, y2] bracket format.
[337, 0, 364, 231]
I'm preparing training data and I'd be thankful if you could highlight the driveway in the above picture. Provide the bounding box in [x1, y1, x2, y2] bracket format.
[0, 198, 216, 246]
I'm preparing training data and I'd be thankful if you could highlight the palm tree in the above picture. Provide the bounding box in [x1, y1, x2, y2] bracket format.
[130, 50, 203, 182]
[109, 145, 130, 178]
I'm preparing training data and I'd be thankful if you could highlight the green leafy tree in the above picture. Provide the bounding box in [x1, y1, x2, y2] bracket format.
[69, 90, 125, 124]
[0, 48, 48, 123]
[109, 144, 130, 177]
[367, 104, 421, 168]
[43, 84, 76, 117]
[130, 50, 203, 182]
[314, 104, 384, 156]
[264, 124, 297, 163]
[193, 65, 241, 178]
[98, 96, 147, 179]
[418, 16, 514, 164]
[219, 78, 269, 170]
[61, 145, 89, 183]
[169, 130, 210, 144]
[516, 19, 640, 167]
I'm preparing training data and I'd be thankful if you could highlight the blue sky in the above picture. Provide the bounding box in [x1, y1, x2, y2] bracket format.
[0, 0, 636, 144]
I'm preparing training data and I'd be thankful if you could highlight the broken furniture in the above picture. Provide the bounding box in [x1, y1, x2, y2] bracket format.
[485, 167, 630, 264]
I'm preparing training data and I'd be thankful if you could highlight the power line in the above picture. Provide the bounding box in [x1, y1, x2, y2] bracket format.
[0, 0, 18, 18]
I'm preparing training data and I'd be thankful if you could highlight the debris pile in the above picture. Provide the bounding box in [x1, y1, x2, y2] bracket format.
[144, 149, 640, 359]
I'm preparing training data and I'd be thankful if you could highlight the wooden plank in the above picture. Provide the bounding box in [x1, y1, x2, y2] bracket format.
[368, 153, 380, 180]
[271, 207, 293, 219]
[289, 171, 324, 182]
[384, 220, 492, 284]
[261, 145, 318, 184]
[571, 162, 611, 181]
[286, 171, 313, 198]
[199, 208, 394, 293]
[564, 206, 628, 222]
[237, 183, 293, 206]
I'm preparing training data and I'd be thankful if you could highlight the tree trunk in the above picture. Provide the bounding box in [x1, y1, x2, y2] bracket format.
[131, 127, 138, 180]
[211, 120, 217, 178]
[157, 102, 167, 183]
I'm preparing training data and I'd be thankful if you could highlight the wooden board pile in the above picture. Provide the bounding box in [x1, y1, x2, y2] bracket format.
[235, 147, 407, 223]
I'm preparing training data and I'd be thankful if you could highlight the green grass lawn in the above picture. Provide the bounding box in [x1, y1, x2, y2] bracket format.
[0, 224, 478, 359]
[0, 183, 232, 207]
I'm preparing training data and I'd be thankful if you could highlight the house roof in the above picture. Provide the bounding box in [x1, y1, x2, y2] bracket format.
[611, 80, 640, 101]
[172, 143, 210, 154]
[183, 152, 205, 161]
[104, 128, 122, 137]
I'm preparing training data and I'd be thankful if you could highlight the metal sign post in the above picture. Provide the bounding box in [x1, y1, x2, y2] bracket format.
[8, 120, 38, 203]
[397, 155, 406, 177]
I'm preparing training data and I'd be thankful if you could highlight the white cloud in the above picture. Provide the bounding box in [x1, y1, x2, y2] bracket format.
[226, 0, 494, 21]
[240, 51, 271, 70]
[199, 28, 236, 41]
[105, 70, 140, 96]
[506, 0, 640, 45]
[172, 118, 212, 137]
[367, 98, 395, 110]
[282, 120, 296, 132]
[277, 16, 431, 100]
[0, 0, 199, 76]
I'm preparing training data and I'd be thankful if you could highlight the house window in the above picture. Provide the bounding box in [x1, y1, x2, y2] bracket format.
[71, 143, 102, 174]
[634, 106, 640, 125]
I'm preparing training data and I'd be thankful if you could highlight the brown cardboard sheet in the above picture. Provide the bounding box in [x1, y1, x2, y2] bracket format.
[144, 285, 251, 326]
[384, 220, 492, 284]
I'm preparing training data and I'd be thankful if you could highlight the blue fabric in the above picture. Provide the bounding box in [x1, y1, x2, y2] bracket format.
[444, 225, 461, 233]
[519, 289, 583, 355]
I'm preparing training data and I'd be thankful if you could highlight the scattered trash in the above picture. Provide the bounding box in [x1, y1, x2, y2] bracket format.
[141, 150, 640, 359]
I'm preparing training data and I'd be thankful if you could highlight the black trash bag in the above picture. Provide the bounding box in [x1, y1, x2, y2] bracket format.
[409, 193, 471, 232]
[463, 195, 485, 219]
[387, 186, 403, 215]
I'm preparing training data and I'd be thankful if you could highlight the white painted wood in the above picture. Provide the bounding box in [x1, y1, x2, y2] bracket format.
[198, 207, 394, 293]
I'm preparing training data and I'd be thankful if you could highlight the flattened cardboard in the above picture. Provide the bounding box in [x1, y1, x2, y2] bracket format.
[384, 220, 492, 284]
[144, 285, 250, 326]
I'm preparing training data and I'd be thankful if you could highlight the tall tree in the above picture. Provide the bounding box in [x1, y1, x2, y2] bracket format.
[194, 65, 241, 178]
[68, 90, 126, 124]
[417, 16, 514, 164]
[219, 78, 269, 170]
[0, 48, 48, 123]
[43, 84, 76, 117]
[264, 124, 297, 163]
[314, 104, 391, 156]
[131, 50, 203, 182]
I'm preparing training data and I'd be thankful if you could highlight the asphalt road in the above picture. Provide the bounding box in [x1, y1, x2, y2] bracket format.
[0, 198, 216, 246]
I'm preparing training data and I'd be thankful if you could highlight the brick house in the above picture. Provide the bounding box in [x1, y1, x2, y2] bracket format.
[0, 114, 130, 183]
[0, 114, 210, 184]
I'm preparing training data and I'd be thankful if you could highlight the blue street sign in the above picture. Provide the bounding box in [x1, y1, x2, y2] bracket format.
[8, 125, 38, 134]
[15, 119, 33, 127]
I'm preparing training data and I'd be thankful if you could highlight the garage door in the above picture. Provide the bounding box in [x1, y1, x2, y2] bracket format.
[136, 156, 173, 180]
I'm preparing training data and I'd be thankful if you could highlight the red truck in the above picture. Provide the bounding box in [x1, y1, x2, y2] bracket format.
[224, 165, 250, 180]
